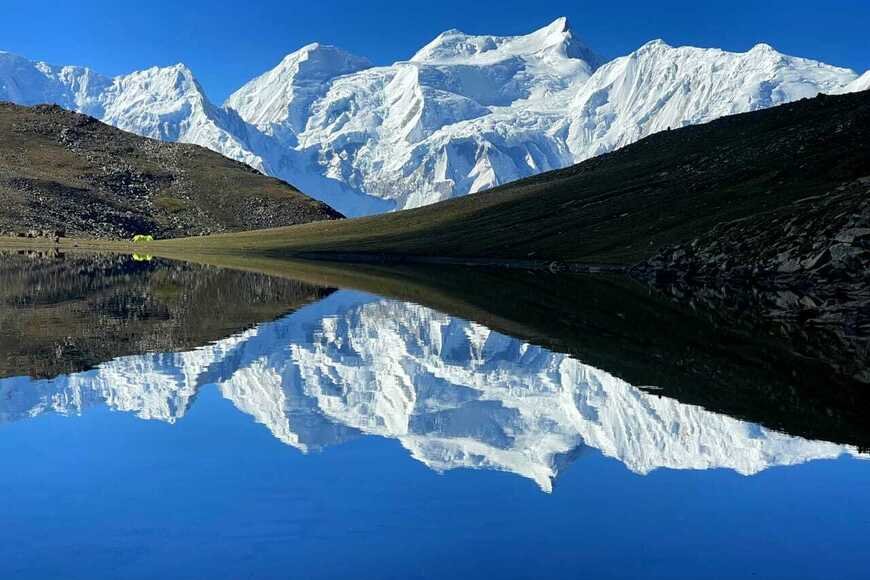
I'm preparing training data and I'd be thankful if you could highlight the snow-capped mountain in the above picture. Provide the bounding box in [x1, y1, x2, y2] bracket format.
[226, 43, 373, 142]
[0, 50, 270, 172]
[563, 40, 858, 157]
[2, 18, 867, 216]
[1, 291, 863, 491]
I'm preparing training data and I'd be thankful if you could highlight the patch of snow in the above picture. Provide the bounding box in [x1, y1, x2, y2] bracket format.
[833, 69, 870, 94]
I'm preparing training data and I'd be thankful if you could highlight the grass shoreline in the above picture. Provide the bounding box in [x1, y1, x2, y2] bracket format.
[0, 237, 630, 273]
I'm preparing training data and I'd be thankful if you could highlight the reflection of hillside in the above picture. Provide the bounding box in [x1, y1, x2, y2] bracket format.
[0, 252, 331, 379]
[2, 291, 863, 492]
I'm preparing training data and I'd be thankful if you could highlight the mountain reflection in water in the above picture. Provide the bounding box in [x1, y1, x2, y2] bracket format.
[2, 287, 864, 491]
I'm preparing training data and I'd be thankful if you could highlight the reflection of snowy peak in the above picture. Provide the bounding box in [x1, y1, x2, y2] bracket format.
[2, 18, 866, 216]
[1, 291, 863, 491]
[280, 298, 865, 490]
[0, 329, 254, 424]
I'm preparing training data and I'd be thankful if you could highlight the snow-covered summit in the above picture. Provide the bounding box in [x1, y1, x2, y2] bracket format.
[2, 20, 866, 216]
[0, 51, 269, 171]
[226, 43, 372, 139]
[563, 39, 858, 158]
[411, 17, 600, 68]
[0, 51, 109, 112]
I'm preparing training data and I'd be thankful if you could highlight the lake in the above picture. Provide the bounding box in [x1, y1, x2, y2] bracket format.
[1, 252, 868, 579]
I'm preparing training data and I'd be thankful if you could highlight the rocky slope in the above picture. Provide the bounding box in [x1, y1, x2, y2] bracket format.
[0, 102, 341, 239]
[1, 290, 864, 491]
[626, 90, 869, 358]
[2, 18, 866, 215]
[633, 176, 870, 383]
[639, 178, 870, 287]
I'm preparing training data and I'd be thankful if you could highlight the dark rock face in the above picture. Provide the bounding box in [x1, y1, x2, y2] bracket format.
[0, 102, 343, 239]
[637, 178, 870, 282]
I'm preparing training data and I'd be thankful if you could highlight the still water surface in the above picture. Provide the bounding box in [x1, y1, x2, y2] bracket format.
[0, 254, 868, 579]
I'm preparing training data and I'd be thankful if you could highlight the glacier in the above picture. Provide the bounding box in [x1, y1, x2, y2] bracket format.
[2, 17, 867, 216]
[1, 290, 864, 492]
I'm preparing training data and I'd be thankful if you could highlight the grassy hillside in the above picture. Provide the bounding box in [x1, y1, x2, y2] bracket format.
[0, 102, 342, 239]
[147, 90, 870, 265]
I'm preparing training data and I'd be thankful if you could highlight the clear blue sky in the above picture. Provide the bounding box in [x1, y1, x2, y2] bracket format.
[3, 0, 868, 102]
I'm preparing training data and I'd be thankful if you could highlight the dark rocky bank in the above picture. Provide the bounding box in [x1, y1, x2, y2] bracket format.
[633, 176, 870, 385]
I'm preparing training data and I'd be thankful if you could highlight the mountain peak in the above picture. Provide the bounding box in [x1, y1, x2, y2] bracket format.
[525, 17, 574, 52]
[750, 42, 777, 53]
[531, 16, 571, 42]
[298, 42, 322, 53]
[169, 62, 197, 78]
[280, 42, 366, 63]
[119, 63, 204, 99]
[636, 38, 673, 53]
[225, 42, 371, 136]
[411, 17, 599, 67]
[534, 17, 602, 67]
[262, 43, 371, 80]
[128, 62, 197, 82]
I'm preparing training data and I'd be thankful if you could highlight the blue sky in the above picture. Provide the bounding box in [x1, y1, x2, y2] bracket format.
[3, 0, 868, 102]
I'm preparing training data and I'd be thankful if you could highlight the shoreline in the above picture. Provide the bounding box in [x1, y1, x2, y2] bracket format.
[0, 237, 630, 274]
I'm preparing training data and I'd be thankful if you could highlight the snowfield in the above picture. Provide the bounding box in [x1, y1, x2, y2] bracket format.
[2, 17, 866, 216]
